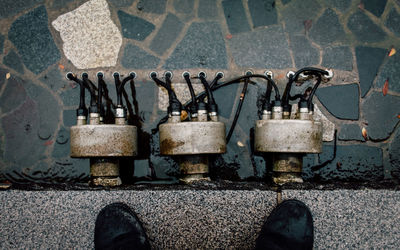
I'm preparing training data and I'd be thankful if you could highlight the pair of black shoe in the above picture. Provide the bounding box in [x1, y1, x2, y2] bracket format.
[95, 200, 313, 250]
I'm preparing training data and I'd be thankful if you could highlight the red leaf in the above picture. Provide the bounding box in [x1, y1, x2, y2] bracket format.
[226, 34, 233, 40]
[362, 127, 368, 140]
[58, 64, 65, 70]
[303, 20, 312, 33]
[44, 140, 54, 146]
[397, 114, 400, 119]
[388, 47, 396, 57]
[358, 2, 364, 10]
[383, 78, 389, 96]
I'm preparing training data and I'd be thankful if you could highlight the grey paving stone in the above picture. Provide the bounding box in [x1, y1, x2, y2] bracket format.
[1, 98, 46, 167]
[3, 50, 24, 74]
[0, 76, 27, 114]
[389, 128, 400, 178]
[118, 11, 155, 41]
[289, 34, 320, 68]
[198, 0, 218, 19]
[0, 0, 43, 19]
[164, 22, 228, 69]
[385, 8, 400, 37]
[282, 190, 400, 249]
[137, 0, 166, 14]
[309, 8, 345, 45]
[348, 11, 387, 43]
[52, 127, 69, 158]
[355, 46, 387, 97]
[362, 91, 400, 140]
[39, 66, 69, 92]
[322, 46, 353, 71]
[50, 0, 75, 9]
[326, 0, 351, 12]
[174, 0, 195, 13]
[8, 6, 60, 75]
[59, 84, 90, 107]
[222, 0, 251, 34]
[63, 109, 77, 128]
[248, 0, 277, 28]
[0, 33, 4, 54]
[339, 123, 365, 141]
[375, 51, 400, 93]
[281, 0, 291, 5]
[281, 0, 322, 34]
[363, 0, 387, 17]
[0, 190, 276, 249]
[122, 44, 160, 69]
[316, 83, 359, 120]
[108, 0, 134, 7]
[314, 144, 383, 181]
[0, 67, 8, 89]
[24, 82, 61, 142]
[150, 13, 184, 55]
[228, 26, 292, 68]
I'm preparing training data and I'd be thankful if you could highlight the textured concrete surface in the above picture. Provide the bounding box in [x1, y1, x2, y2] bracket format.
[52, 0, 122, 69]
[283, 189, 400, 249]
[1, 189, 400, 249]
[0, 189, 276, 249]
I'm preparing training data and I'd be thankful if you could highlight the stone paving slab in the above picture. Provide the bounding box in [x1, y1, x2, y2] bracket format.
[283, 189, 400, 249]
[1, 189, 399, 249]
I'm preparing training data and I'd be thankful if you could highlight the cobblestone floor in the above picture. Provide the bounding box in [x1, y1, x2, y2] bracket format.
[0, 0, 399, 184]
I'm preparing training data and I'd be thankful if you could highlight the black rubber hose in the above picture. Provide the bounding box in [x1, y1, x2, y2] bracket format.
[113, 72, 122, 105]
[198, 74, 216, 105]
[183, 73, 198, 114]
[117, 73, 136, 106]
[151, 73, 182, 113]
[226, 78, 249, 144]
[97, 73, 104, 116]
[66, 73, 86, 111]
[307, 74, 322, 110]
[82, 73, 97, 107]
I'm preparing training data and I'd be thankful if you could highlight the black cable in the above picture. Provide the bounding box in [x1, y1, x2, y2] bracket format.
[117, 73, 136, 106]
[67, 73, 88, 116]
[82, 73, 97, 108]
[307, 74, 322, 110]
[151, 73, 182, 113]
[226, 78, 249, 144]
[183, 73, 198, 115]
[113, 72, 122, 105]
[311, 129, 337, 171]
[199, 74, 218, 114]
[97, 73, 105, 117]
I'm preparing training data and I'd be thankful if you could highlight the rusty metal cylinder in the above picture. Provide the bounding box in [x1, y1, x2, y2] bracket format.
[272, 153, 303, 185]
[90, 158, 122, 186]
[178, 155, 210, 183]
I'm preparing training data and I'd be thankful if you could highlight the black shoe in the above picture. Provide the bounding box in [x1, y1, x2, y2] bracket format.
[94, 203, 150, 250]
[255, 199, 314, 250]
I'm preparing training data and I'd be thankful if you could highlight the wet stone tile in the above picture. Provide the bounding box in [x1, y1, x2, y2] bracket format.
[118, 10, 155, 41]
[0, 67, 8, 89]
[198, 0, 218, 19]
[281, 0, 322, 34]
[326, 0, 351, 12]
[322, 46, 353, 71]
[0, 0, 43, 19]
[339, 123, 365, 141]
[212, 82, 239, 119]
[309, 8, 345, 46]
[363, 0, 387, 17]
[137, 0, 166, 14]
[316, 83, 359, 120]
[8, 6, 60, 74]
[312, 144, 383, 181]
[248, 0, 277, 28]
[222, 0, 251, 34]
[289, 34, 320, 68]
[348, 11, 387, 43]
[51, 158, 89, 182]
[0, 33, 4, 54]
[24, 82, 61, 141]
[0, 76, 27, 114]
[174, 0, 195, 14]
[375, 51, 400, 93]
[385, 8, 400, 37]
[2, 98, 46, 167]
[63, 109, 77, 128]
[389, 128, 400, 178]
[150, 13, 184, 55]
[39, 66, 69, 92]
[52, 127, 70, 159]
[122, 44, 160, 69]
[50, 0, 76, 9]
[355, 46, 387, 97]
[164, 22, 228, 69]
[362, 91, 400, 140]
[3, 50, 24, 74]
[228, 26, 292, 68]
[59, 84, 91, 107]
[281, 0, 291, 5]
[108, 0, 134, 7]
